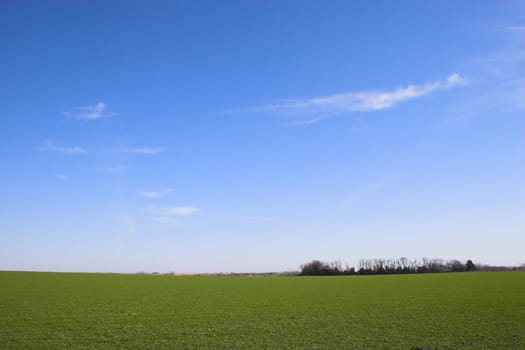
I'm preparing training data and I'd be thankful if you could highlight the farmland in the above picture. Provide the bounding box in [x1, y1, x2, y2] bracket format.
[1, 271, 524, 349]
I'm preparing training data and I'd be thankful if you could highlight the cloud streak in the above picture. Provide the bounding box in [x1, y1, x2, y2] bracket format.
[164, 207, 199, 216]
[37, 140, 88, 154]
[245, 73, 465, 124]
[141, 188, 175, 198]
[440, 23, 525, 127]
[124, 147, 166, 154]
[36, 143, 166, 156]
[289, 117, 325, 126]
[145, 206, 199, 227]
[66, 101, 114, 120]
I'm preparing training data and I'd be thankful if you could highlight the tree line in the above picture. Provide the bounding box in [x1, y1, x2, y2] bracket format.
[300, 257, 477, 276]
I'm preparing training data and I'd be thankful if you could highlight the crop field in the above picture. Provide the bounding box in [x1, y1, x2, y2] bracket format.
[0, 271, 524, 349]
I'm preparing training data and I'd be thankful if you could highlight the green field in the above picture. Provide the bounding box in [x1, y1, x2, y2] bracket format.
[1, 271, 524, 349]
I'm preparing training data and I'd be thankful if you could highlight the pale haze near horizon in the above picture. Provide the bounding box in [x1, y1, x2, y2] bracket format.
[1, 1, 524, 273]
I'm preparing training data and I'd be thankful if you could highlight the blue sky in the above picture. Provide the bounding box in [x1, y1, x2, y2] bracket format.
[1, 1, 524, 273]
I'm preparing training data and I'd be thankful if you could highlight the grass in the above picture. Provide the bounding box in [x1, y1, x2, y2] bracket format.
[0, 271, 524, 349]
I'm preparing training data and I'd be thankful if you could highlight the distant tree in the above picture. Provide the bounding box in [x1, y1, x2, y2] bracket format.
[466, 260, 476, 272]
[344, 266, 356, 275]
[330, 260, 343, 275]
[301, 260, 328, 275]
[299, 257, 486, 276]
[447, 259, 466, 272]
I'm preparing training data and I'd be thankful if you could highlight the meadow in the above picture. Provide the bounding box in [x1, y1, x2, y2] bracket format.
[0, 271, 524, 349]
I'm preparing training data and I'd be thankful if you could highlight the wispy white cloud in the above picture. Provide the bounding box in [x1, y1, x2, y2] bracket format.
[438, 77, 525, 127]
[144, 206, 199, 228]
[65, 101, 114, 120]
[243, 73, 465, 125]
[37, 142, 166, 157]
[164, 207, 199, 216]
[144, 215, 185, 230]
[37, 140, 88, 155]
[440, 23, 525, 127]
[55, 173, 68, 180]
[141, 188, 175, 198]
[124, 147, 166, 155]
[155, 206, 199, 216]
[445, 73, 464, 87]
[289, 117, 325, 126]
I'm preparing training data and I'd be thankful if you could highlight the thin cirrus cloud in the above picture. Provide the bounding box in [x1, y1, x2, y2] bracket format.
[66, 101, 114, 120]
[141, 188, 175, 198]
[36, 142, 166, 156]
[148, 206, 199, 220]
[289, 117, 325, 126]
[163, 207, 199, 216]
[124, 147, 166, 155]
[37, 140, 88, 154]
[147, 207, 199, 225]
[246, 73, 465, 124]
